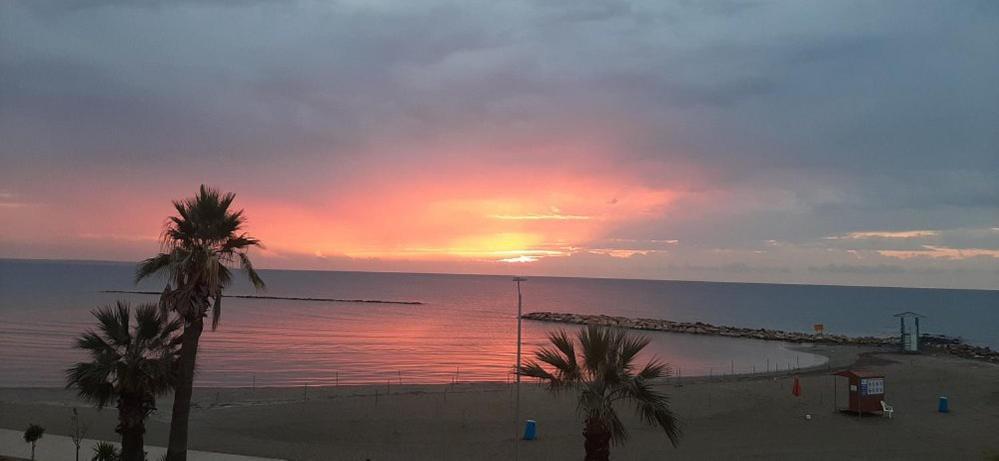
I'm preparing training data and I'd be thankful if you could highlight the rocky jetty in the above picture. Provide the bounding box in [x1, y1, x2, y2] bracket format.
[921, 335, 999, 363]
[522, 311, 999, 364]
[102, 290, 424, 305]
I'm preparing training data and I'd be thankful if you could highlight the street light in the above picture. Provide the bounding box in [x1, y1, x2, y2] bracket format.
[513, 276, 526, 459]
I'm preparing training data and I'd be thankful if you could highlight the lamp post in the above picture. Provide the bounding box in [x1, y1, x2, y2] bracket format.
[513, 276, 526, 459]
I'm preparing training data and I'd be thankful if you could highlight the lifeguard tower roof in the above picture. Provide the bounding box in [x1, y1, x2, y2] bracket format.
[893, 311, 925, 318]
[834, 369, 883, 379]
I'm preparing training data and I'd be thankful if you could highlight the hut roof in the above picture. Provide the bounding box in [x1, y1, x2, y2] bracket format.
[833, 369, 883, 379]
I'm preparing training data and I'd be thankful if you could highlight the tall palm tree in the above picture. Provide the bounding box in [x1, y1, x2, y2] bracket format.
[135, 185, 265, 461]
[66, 301, 181, 461]
[519, 326, 681, 461]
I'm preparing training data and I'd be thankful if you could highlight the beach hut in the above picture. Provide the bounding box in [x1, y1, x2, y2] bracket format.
[894, 312, 925, 353]
[833, 370, 886, 415]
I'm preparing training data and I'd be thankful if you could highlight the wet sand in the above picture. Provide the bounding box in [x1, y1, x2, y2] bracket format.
[1, 345, 997, 460]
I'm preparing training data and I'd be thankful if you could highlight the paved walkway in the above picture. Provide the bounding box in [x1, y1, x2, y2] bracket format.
[0, 428, 283, 461]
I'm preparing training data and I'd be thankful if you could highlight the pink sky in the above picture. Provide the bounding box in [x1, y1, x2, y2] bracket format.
[1, 1, 997, 290]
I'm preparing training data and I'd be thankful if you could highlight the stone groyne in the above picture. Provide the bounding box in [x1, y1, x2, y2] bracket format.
[522, 311, 999, 364]
[102, 290, 424, 305]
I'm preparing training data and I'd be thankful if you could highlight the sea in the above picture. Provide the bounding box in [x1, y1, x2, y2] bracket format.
[1, 259, 996, 387]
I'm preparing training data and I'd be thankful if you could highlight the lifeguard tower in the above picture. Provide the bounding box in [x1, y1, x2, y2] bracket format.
[894, 312, 925, 353]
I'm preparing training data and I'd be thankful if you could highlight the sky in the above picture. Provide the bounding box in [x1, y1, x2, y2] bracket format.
[1, 0, 997, 289]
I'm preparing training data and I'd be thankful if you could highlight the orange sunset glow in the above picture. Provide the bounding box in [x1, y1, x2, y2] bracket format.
[249, 172, 678, 263]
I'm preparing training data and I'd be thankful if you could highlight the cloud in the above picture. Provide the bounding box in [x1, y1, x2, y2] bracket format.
[489, 213, 593, 221]
[827, 230, 940, 240]
[808, 264, 907, 275]
[879, 246, 999, 261]
[1, 0, 997, 289]
[499, 255, 539, 263]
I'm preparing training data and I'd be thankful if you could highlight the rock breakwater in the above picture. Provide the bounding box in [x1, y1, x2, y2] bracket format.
[522, 311, 999, 364]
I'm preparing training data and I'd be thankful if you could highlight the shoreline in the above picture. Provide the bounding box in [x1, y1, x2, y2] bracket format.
[2, 345, 998, 460]
[0, 338, 876, 391]
[0, 343, 870, 410]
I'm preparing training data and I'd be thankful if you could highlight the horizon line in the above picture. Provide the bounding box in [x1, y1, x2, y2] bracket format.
[2, 256, 996, 293]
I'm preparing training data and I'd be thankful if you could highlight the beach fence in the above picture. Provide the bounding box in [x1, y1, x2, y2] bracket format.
[208, 353, 823, 410]
[663, 353, 819, 384]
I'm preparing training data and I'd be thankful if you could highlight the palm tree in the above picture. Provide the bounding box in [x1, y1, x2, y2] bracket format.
[23, 424, 44, 461]
[135, 185, 265, 461]
[519, 326, 681, 461]
[66, 301, 181, 461]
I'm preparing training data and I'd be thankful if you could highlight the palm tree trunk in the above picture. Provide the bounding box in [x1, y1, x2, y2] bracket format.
[120, 424, 145, 461]
[583, 416, 611, 461]
[121, 426, 145, 461]
[30, 442, 35, 461]
[119, 395, 147, 461]
[166, 315, 204, 461]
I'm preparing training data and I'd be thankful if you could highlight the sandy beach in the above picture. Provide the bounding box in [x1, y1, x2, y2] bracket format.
[2, 344, 997, 460]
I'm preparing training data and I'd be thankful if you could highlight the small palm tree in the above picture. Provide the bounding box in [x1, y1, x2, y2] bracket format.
[136, 185, 265, 461]
[92, 441, 121, 461]
[23, 424, 44, 461]
[519, 326, 681, 461]
[67, 301, 181, 461]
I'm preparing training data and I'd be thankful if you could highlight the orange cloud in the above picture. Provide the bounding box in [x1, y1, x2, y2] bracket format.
[879, 245, 999, 260]
[248, 170, 678, 263]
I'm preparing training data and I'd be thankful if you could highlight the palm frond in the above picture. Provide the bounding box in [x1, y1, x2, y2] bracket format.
[619, 334, 651, 371]
[238, 252, 266, 290]
[605, 408, 629, 445]
[65, 362, 115, 408]
[519, 360, 556, 381]
[535, 345, 574, 375]
[636, 358, 669, 380]
[135, 253, 172, 283]
[210, 295, 222, 331]
[76, 331, 113, 355]
[92, 303, 130, 347]
[621, 378, 681, 446]
[134, 304, 162, 343]
[578, 325, 605, 376]
[223, 234, 260, 252]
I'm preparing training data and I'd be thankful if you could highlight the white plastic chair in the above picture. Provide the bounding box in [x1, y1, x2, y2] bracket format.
[880, 400, 894, 419]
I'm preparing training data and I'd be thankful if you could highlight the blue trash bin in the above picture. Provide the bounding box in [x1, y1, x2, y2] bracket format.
[938, 396, 949, 413]
[523, 420, 537, 440]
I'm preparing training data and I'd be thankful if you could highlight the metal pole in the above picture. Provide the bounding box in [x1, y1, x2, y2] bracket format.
[915, 317, 921, 352]
[513, 276, 526, 460]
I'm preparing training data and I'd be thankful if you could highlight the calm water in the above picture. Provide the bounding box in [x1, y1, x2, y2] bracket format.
[1, 259, 996, 387]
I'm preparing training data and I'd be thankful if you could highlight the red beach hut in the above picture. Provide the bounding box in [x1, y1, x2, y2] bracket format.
[833, 370, 886, 415]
